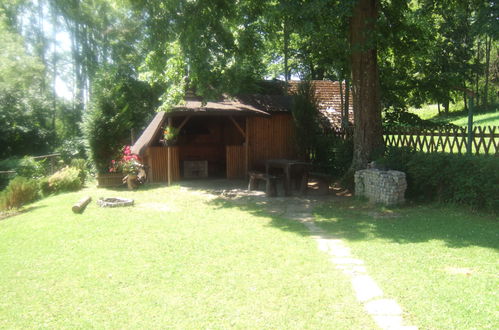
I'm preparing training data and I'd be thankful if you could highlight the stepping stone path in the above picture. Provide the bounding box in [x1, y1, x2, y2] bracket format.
[283, 198, 417, 330]
[194, 181, 417, 329]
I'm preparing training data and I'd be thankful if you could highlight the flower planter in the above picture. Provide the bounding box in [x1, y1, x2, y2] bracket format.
[96, 173, 125, 187]
[126, 174, 138, 190]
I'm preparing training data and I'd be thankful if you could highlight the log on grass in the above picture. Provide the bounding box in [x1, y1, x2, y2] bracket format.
[72, 196, 92, 214]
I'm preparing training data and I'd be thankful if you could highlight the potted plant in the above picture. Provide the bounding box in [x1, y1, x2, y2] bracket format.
[162, 126, 179, 146]
[109, 146, 143, 189]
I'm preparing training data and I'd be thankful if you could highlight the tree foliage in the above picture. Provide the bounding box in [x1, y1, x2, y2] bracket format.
[82, 66, 161, 173]
[1, 0, 497, 172]
[0, 10, 54, 158]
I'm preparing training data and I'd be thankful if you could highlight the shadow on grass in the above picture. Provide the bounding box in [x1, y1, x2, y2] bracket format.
[94, 182, 169, 192]
[432, 105, 498, 123]
[472, 112, 499, 125]
[0, 204, 47, 221]
[313, 200, 499, 250]
[175, 178, 314, 238]
[210, 195, 312, 238]
[105, 178, 498, 251]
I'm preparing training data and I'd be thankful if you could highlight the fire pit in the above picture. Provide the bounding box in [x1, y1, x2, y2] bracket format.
[97, 197, 134, 208]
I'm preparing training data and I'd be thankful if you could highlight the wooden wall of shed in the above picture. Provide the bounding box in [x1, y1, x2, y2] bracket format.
[247, 113, 296, 170]
[146, 146, 180, 183]
[226, 145, 245, 179]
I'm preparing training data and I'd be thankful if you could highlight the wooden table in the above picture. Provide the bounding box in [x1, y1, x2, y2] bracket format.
[265, 159, 311, 196]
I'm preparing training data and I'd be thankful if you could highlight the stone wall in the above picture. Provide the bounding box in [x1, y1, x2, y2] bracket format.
[355, 169, 407, 205]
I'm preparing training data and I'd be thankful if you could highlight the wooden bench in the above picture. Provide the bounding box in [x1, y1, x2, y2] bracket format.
[248, 171, 278, 197]
[309, 172, 333, 194]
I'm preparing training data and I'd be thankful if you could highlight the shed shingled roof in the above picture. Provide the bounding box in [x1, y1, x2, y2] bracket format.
[131, 94, 291, 156]
[130, 111, 167, 156]
[167, 98, 273, 117]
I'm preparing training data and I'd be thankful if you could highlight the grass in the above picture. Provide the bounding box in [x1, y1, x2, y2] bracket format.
[409, 103, 499, 127]
[314, 199, 499, 329]
[0, 184, 374, 329]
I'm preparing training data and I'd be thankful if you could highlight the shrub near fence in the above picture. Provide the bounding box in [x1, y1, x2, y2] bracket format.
[379, 150, 499, 213]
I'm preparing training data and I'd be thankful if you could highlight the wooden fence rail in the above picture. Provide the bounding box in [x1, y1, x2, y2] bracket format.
[332, 126, 498, 156]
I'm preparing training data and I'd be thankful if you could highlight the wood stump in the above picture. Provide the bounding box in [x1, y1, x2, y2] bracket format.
[72, 196, 92, 213]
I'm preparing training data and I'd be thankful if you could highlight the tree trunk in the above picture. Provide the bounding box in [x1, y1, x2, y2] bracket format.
[463, 90, 468, 111]
[339, 79, 344, 118]
[37, 0, 47, 93]
[443, 98, 450, 114]
[51, 6, 57, 132]
[344, 78, 350, 131]
[283, 16, 289, 82]
[349, 0, 383, 171]
[475, 38, 481, 107]
[484, 35, 491, 108]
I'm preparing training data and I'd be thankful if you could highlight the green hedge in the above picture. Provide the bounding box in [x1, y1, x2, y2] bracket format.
[379, 148, 499, 212]
[45, 166, 84, 194]
[0, 176, 39, 210]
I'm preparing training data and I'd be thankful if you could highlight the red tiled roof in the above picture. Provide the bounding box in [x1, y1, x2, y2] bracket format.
[288, 80, 354, 128]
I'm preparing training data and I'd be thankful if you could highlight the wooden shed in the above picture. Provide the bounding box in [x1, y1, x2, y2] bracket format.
[130, 95, 297, 183]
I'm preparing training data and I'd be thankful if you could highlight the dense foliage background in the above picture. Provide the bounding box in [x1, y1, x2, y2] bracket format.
[0, 0, 497, 171]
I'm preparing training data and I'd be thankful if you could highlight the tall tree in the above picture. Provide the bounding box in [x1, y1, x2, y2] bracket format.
[349, 0, 383, 170]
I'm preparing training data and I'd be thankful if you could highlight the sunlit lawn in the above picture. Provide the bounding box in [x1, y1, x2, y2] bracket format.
[0, 184, 374, 329]
[410, 103, 499, 127]
[314, 199, 499, 330]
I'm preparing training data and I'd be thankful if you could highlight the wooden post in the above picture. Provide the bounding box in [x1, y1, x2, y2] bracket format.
[245, 118, 249, 177]
[50, 156, 55, 174]
[467, 97, 474, 155]
[167, 118, 172, 185]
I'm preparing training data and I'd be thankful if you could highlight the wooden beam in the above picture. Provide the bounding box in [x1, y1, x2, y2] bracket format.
[177, 115, 191, 131]
[229, 116, 246, 138]
[245, 118, 249, 176]
[168, 118, 172, 185]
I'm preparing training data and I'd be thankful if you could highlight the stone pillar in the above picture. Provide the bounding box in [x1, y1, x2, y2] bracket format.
[355, 169, 407, 205]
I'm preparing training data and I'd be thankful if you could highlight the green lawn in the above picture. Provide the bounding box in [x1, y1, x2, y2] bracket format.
[409, 103, 499, 127]
[1, 183, 497, 329]
[0, 184, 374, 329]
[314, 200, 499, 330]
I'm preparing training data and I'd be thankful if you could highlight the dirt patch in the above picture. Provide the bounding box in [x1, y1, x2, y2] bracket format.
[444, 267, 474, 276]
[0, 211, 20, 221]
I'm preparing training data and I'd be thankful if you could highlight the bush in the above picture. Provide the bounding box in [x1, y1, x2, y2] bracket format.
[291, 81, 321, 160]
[379, 149, 499, 212]
[57, 138, 87, 164]
[0, 156, 47, 191]
[38, 177, 51, 196]
[47, 166, 83, 193]
[314, 135, 353, 178]
[70, 158, 88, 183]
[16, 156, 47, 179]
[0, 157, 19, 190]
[374, 146, 416, 172]
[0, 176, 39, 210]
[82, 66, 161, 173]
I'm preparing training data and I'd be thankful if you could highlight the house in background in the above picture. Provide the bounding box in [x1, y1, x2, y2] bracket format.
[131, 80, 353, 184]
[289, 80, 354, 128]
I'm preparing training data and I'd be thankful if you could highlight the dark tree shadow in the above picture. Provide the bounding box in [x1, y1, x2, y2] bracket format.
[98, 178, 498, 251]
[0, 204, 47, 222]
[313, 200, 499, 250]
